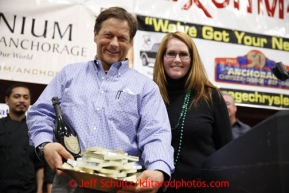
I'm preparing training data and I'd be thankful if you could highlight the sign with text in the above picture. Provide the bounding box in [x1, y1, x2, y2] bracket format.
[220, 88, 289, 109]
[0, 103, 9, 118]
[0, 0, 134, 84]
[1, 0, 288, 109]
[215, 50, 289, 89]
[133, 13, 289, 110]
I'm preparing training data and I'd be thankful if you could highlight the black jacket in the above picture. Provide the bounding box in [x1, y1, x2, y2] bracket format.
[0, 115, 44, 193]
[161, 76, 232, 193]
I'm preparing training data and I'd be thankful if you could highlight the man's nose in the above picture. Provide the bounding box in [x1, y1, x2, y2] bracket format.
[19, 96, 26, 102]
[110, 36, 119, 47]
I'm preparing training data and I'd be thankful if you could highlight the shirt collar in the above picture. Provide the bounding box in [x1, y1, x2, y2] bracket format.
[93, 56, 129, 75]
[232, 118, 242, 127]
[6, 114, 27, 122]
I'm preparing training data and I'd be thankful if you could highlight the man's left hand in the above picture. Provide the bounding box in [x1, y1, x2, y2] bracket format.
[117, 170, 164, 193]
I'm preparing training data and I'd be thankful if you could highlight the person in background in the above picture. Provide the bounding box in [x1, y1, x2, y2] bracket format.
[27, 6, 174, 193]
[44, 163, 56, 193]
[36, 167, 45, 193]
[222, 92, 251, 139]
[36, 161, 55, 193]
[43, 161, 55, 193]
[0, 83, 45, 193]
[153, 31, 232, 192]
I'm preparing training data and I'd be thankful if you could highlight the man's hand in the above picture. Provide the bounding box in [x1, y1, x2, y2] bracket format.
[117, 170, 164, 193]
[43, 142, 74, 176]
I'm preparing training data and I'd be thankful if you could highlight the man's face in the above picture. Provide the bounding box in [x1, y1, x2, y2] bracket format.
[5, 87, 31, 115]
[223, 95, 237, 118]
[94, 17, 131, 71]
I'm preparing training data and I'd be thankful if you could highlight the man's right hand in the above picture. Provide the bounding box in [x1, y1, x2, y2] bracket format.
[43, 142, 74, 176]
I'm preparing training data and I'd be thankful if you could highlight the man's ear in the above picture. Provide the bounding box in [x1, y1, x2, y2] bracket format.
[234, 105, 237, 113]
[5, 96, 9, 104]
[94, 30, 97, 42]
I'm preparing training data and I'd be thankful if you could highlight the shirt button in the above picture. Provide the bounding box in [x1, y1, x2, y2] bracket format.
[102, 77, 105, 79]
[96, 108, 100, 111]
[101, 91, 104, 94]
[93, 127, 97, 130]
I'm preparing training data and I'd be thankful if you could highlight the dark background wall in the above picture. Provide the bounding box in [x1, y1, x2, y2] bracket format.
[237, 106, 278, 127]
[1, 79, 279, 127]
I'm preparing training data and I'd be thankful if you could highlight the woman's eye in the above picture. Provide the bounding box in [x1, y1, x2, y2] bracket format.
[168, 52, 176, 56]
[180, 53, 189, 57]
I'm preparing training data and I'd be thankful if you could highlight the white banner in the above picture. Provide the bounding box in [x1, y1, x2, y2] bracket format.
[0, 0, 134, 84]
[0, 103, 9, 118]
[1, 0, 289, 109]
[133, 0, 289, 109]
[134, 0, 289, 38]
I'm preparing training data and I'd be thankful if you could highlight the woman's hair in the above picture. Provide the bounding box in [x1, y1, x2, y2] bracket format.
[153, 31, 219, 107]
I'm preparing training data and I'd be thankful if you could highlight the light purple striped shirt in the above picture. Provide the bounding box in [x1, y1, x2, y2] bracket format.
[27, 58, 174, 176]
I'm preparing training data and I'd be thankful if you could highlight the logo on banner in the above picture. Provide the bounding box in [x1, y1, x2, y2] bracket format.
[140, 42, 160, 67]
[215, 50, 289, 89]
[220, 88, 289, 109]
[169, 0, 287, 19]
[0, 103, 9, 118]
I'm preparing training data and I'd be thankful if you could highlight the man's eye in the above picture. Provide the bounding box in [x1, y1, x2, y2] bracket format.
[119, 37, 127, 42]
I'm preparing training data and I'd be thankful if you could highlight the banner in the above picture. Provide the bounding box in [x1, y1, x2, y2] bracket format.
[1, 0, 289, 109]
[133, 1, 289, 110]
[220, 88, 289, 109]
[0, 0, 134, 84]
[0, 103, 9, 118]
[134, 0, 289, 37]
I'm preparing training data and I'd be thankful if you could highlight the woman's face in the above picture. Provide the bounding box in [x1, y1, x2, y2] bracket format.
[163, 38, 191, 79]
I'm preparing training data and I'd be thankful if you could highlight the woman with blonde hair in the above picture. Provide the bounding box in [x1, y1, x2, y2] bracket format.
[153, 31, 232, 192]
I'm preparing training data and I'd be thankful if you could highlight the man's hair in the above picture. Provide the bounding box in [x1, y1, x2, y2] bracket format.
[6, 83, 32, 98]
[94, 7, 138, 41]
[222, 92, 235, 105]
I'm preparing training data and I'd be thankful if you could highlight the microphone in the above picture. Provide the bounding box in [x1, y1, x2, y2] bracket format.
[270, 62, 289, 81]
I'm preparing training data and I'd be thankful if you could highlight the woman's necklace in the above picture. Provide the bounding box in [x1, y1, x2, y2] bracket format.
[171, 90, 191, 165]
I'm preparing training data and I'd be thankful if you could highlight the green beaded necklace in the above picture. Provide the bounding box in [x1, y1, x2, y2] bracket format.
[172, 90, 191, 165]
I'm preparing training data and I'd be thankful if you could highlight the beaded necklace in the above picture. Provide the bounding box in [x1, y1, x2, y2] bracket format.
[172, 90, 191, 165]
